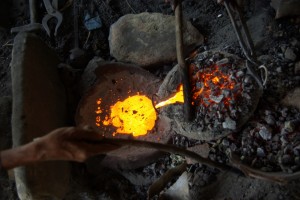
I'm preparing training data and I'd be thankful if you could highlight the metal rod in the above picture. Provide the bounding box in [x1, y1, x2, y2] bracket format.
[174, 0, 194, 122]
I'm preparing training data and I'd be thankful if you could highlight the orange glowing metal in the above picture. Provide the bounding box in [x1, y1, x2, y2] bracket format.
[96, 95, 157, 137]
[155, 84, 184, 109]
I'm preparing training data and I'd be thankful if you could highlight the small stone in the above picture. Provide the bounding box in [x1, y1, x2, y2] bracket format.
[290, 38, 299, 46]
[236, 70, 244, 78]
[222, 138, 230, 147]
[276, 67, 282, 73]
[281, 88, 300, 110]
[284, 121, 295, 132]
[222, 117, 237, 130]
[209, 94, 224, 103]
[284, 47, 297, 61]
[258, 126, 272, 140]
[256, 147, 265, 157]
[265, 114, 275, 126]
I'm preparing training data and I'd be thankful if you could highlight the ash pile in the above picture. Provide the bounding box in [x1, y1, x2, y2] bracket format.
[158, 51, 261, 141]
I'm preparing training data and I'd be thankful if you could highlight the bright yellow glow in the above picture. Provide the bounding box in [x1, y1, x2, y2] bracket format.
[155, 84, 184, 109]
[98, 95, 157, 137]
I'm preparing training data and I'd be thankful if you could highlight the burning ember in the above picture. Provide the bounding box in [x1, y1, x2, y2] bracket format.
[191, 64, 240, 107]
[158, 51, 260, 141]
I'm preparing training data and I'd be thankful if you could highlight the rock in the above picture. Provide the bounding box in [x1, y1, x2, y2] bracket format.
[0, 96, 12, 151]
[258, 126, 272, 140]
[265, 114, 275, 126]
[222, 117, 237, 130]
[281, 88, 300, 110]
[160, 172, 190, 200]
[256, 147, 266, 157]
[109, 12, 204, 68]
[284, 121, 295, 132]
[284, 47, 297, 61]
[11, 32, 70, 200]
[271, 0, 300, 19]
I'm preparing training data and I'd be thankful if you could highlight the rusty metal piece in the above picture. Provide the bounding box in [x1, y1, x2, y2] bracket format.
[174, 0, 194, 122]
[11, 0, 44, 34]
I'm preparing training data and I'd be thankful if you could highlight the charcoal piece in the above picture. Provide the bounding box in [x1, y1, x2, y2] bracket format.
[222, 117, 237, 130]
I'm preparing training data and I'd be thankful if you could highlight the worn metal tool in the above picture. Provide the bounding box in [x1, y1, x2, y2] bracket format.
[42, 0, 63, 36]
[222, 0, 268, 88]
[11, 0, 44, 33]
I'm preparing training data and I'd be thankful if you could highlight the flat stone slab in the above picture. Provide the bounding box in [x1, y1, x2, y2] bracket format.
[109, 12, 204, 68]
[11, 32, 70, 200]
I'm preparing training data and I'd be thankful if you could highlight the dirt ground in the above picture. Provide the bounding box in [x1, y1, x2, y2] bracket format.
[0, 0, 299, 199]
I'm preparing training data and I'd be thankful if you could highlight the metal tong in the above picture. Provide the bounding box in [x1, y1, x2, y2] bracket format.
[222, 0, 268, 89]
[42, 0, 63, 36]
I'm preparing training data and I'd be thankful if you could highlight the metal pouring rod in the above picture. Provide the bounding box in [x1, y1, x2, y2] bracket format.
[174, 0, 194, 122]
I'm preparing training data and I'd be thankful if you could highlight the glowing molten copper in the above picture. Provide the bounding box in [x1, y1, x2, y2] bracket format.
[155, 84, 184, 109]
[96, 95, 157, 137]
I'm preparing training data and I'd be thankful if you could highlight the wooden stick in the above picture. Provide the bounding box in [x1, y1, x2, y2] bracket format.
[92, 137, 231, 171]
[174, 0, 194, 121]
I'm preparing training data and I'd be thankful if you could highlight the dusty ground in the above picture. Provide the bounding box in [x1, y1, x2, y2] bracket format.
[0, 0, 299, 199]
